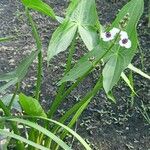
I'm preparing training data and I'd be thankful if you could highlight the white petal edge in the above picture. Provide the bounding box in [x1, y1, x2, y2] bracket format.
[125, 40, 131, 48]
[119, 39, 132, 49]
[110, 27, 120, 36]
[102, 37, 112, 42]
[119, 40, 124, 47]
[101, 32, 107, 39]
[120, 31, 128, 39]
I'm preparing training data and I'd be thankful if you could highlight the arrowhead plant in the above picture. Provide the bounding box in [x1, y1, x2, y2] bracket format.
[0, 0, 149, 149]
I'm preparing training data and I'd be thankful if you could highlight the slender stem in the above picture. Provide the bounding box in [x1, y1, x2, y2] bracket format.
[25, 8, 43, 101]
[148, 0, 150, 28]
[8, 83, 19, 109]
[138, 41, 144, 71]
[45, 34, 76, 148]
[47, 33, 76, 118]
[54, 76, 103, 150]
[25, 8, 43, 149]
[0, 100, 25, 150]
[129, 71, 135, 108]
[35, 51, 43, 100]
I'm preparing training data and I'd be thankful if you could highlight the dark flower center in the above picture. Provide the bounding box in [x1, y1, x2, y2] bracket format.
[122, 38, 128, 44]
[105, 32, 111, 38]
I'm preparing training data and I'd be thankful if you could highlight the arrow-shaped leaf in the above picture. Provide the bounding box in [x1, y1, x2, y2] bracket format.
[121, 72, 136, 95]
[67, 0, 99, 50]
[102, 0, 144, 93]
[78, 25, 99, 51]
[47, 0, 100, 62]
[47, 21, 77, 62]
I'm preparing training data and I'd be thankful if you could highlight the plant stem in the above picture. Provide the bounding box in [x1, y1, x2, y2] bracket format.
[25, 8, 43, 149]
[138, 41, 145, 71]
[129, 71, 135, 108]
[47, 33, 76, 118]
[148, 0, 150, 28]
[35, 51, 43, 100]
[25, 8, 43, 101]
[54, 76, 103, 150]
[8, 83, 19, 109]
[45, 34, 76, 148]
[0, 100, 25, 150]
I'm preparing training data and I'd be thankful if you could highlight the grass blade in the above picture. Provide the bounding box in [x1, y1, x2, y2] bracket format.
[121, 72, 137, 95]
[128, 64, 150, 80]
[0, 37, 14, 42]
[2, 118, 72, 150]
[0, 129, 49, 150]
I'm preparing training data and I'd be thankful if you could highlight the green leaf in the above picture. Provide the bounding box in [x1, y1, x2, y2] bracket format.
[0, 72, 15, 82]
[128, 64, 150, 80]
[32, 116, 91, 150]
[121, 72, 137, 95]
[19, 93, 47, 117]
[0, 50, 39, 93]
[56, 16, 64, 23]
[103, 54, 123, 93]
[0, 37, 14, 42]
[47, 0, 100, 62]
[102, 0, 144, 93]
[67, 0, 99, 50]
[0, 118, 72, 150]
[58, 42, 106, 84]
[106, 91, 116, 103]
[47, 21, 77, 61]
[1, 94, 22, 112]
[67, 0, 98, 26]
[21, 0, 55, 19]
[59, 97, 91, 148]
[78, 25, 99, 50]
[57, 77, 103, 149]
[0, 78, 18, 94]
[66, 0, 80, 17]
[0, 129, 49, 150]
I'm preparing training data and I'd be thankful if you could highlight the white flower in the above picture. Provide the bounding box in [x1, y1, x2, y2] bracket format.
[119, 38, 131, 49]
[101, 32, 113, 41]
[119, 31, 131, 48]
[101, 28, 132, 49]
[101, 27, 120, 42]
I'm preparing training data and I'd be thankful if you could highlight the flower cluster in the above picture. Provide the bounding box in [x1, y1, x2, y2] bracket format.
[101, 27, 131, 49]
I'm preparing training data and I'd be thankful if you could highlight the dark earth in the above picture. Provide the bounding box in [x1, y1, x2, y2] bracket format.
[0, 0, 150, 150]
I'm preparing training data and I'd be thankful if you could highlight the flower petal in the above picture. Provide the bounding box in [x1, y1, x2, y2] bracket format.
[119, 39, 132, 49]
[101, 32, 106, 39]
[103, 37, 112, 41]
[120, 31, 128, 39]
[119, 40, 124, 47]
[125, 40, 131, 48]
[110, 27, 120, 36]
[101, 32, 114, 41]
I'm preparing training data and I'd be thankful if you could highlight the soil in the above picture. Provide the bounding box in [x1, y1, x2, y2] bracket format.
[0, 0, 150, 150]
